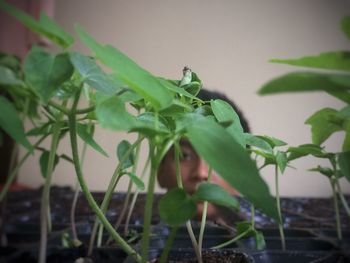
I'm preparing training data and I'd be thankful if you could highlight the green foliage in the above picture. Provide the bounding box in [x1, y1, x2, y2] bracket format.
[338, 151, 350, 182]
[24, 46, 73, 103]
[39, 150, 60, 178]
[0, 96, 32, 151]
[76, 124, 108, 157]
[186, 117, 279, 221]
[124, 172, 145, 190]
[0, 1, 73, 48]
[192, 182, 240, 210]
[117, 140, 134, 169]
[159, 188, 196, 226]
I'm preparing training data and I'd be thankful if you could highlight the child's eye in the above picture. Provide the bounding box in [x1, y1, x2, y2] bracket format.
[180, 149, 194, 161]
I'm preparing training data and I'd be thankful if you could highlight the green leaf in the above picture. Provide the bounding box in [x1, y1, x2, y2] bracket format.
[95, 95, 136, 131]
[308, 166, 334, 178]
[270, 51, 350, 72]
[211, 99, 245, 147]
[0, 96, 32, 151]
[287, 144, 327, 161]
[76, 124, 108, 157]
[338, 151, 350, 182]
[256, 135, 287, 148]
[76, 25, 173, 110]
[244, 133, 273, 153]
[338, 105, 350, 119]
[129, 112, 169, 136]
[343, 121, 350, 151]
[192, 182, 240, 210]
[0, 65, 23, 86]
[39, 151, 59, 178]
[23, 46, 73, 103]
[117, 140, 134, 169]
[236, 221, 255, 237]
[341, 16, 350, 40]
[70, 52, 120, 95]
[326, 90, 350, 104]
[252, 149, 275, 165]
[124, 172, 144, 190]
[276, 151, 287, 174]
[254, 231, 266, 250]
[305, 108, 343, 145]
[258, 72, 350, 102]
[0, 2, 73, 48]
[186, 118, 279, 221]
[158, 188, 196, 226]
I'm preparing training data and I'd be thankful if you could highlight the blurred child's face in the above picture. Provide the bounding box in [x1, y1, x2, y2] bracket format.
[157, 140, 237, 219]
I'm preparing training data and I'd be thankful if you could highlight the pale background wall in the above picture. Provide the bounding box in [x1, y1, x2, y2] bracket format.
[17, 0, 350, 197]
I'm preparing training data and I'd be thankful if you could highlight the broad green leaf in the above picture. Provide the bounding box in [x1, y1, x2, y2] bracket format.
[236, 221, 255, 237]
[338, 105, 350, 118]
[76, 25, 173, 110]
[244, 133, 273, 153]
[0, 65, 23, 86]
[23, 46, 73, 103]
[308, 166, 334, 178]
[95, 95, 136, 131]
[130, 112, 170, 136]
[270, 51, 350, 72]
[158, 188, 196, 226]
[70, 52, 119, 95]
[39, 151, 59, 178]
[186, 118, 279, 221]
[117, 140, 134, 169]
[257, 135, 287, 148]
[0, 96, 32, 151]
[159, 99, 193, 117]
[338, 151, 350, 182]
[276, 151, 287, 174]
[0, 2, 73, 48]
[192, 182, 240, 210]
[211, 99, 245, 147]
[341, 16, 350, 40]
[76, 124, 108, 157]
[305, 108, 343, 145]
[287, 144, 327, 161]
[124, 172, 144, 190]
[258, 72, 350, 102]
[326, 90, 350, 104]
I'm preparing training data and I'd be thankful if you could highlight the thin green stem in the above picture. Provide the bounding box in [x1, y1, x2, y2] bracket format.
[330, 177, 342, 240]
[141, 142, 160, 263]
[39, 107, 65, 263]
[198, 168, 212, 257]
[212, 227, 252, 249]
[159, 226, 178, 263]
[251, 204, 255, 229]
[275, 165, 286, 251]
[336, 180, 350, 218]
[0, 134, 48, 202]
[87, 136, 144, 254]
[48, 100, 95, 115]
[68, 91, 141, 262]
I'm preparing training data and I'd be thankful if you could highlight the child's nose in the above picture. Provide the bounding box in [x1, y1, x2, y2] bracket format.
[194, 158, 209, 182]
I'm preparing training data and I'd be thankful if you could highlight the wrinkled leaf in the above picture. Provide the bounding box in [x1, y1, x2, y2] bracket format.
[124, 172, 144, 190]
[338, 151, 350, 182]
[186, 118, 279, 221]
[159, 188, 196, 226]
[0, 96, 32, 151]
[211, 99, 245, 147]
[76, 25, 173, 110]
[24, 46, 73, 103]
[39, 151, 60, 178]
[192, 182, 240, 210]
[117, 140, 134, 169]
[305, 108, 343, 145]
[270, 51, 350, 72]
[0, 2, 73, 48]
[95, 95, 136, 131]
[70, 52, 119, 95]
[76, 123, 108, 157]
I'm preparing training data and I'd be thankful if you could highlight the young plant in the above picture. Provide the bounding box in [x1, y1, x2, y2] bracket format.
[258, 15, 350, 241]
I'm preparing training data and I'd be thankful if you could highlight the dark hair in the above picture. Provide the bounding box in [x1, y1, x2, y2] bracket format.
[197, 88, 250, 133]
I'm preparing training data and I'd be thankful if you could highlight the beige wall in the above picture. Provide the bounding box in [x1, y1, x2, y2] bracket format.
[18, 0, 350, 197]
